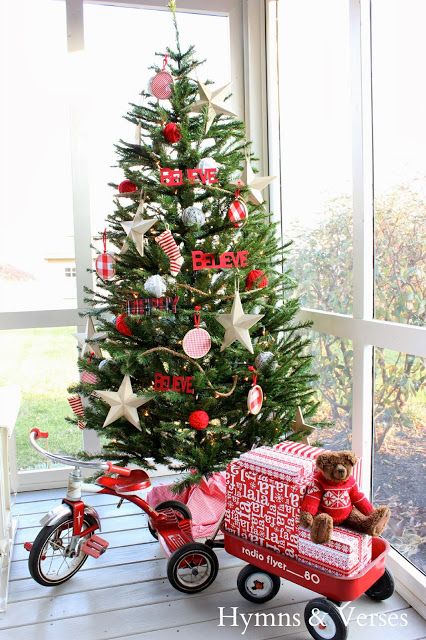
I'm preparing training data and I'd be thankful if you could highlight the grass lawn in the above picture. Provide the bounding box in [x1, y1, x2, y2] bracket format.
[0, 327, 83, 470]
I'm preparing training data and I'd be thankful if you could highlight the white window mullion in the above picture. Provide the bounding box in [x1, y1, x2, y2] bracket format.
[349, 0, 374, 493]
[66, 0, 100, 455]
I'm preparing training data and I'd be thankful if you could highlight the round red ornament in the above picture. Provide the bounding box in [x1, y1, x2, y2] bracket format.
[228, 192, 248, 228]
[116, 313, 132, 336]
[245, 269, 268, 291]
[95, 229, 116, 280]
[189, 410, 210, 430]
[182, 306, 211, 359]
[118, 179, 138, 194]
[150, 71, 173, 100]
[163, 122, 181, 144]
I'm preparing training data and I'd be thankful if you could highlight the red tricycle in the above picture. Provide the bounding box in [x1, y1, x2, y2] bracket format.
[25, 429, 219, 593]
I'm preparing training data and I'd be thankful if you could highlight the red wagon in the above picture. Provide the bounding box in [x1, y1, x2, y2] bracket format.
[220, 529, 394, 640]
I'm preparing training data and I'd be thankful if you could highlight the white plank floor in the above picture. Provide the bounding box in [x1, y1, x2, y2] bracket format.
[1, 478, 425, 640]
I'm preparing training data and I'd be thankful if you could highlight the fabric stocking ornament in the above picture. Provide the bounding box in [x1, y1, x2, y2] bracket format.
[155, 229, 184, 275]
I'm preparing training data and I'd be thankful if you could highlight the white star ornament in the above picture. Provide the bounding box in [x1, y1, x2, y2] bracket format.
[190, 81, 238, 132]
[95, 375, 151, 430]
[215, 290, 264, 354]
[74, 317, 106, 359]
[120, 210, 157, 257]
[237, 157, 276, 206]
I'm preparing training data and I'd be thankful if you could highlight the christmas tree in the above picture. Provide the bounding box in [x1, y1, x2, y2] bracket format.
[71, 2, 318, 489]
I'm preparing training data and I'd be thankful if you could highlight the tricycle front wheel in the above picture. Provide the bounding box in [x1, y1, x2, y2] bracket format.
[304, 598, 348, 640]
[28, 514, 97, 586]
[365, 568, 394, 601]
[167, 542, 218, 593]
[237, 564, 281, 604]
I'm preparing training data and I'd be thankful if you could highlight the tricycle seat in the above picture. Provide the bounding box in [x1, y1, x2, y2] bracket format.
[96, 469, 151, 494]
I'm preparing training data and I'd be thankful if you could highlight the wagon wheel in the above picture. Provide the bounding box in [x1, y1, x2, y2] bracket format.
[365, 568, 394, 601]
[148, 500, 192, 540]
[167, 542, 218, 593]
[304, 598, 348, 640]
[237, 564, 281, 603]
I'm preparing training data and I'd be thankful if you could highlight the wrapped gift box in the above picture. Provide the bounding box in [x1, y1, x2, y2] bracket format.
[225, 448, 315, 558]
[274, 440, 362, 485]
[240, 446, 313, 479]
[298, 526, 372, 577]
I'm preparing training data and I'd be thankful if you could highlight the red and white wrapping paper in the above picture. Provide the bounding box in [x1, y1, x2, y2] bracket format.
[298, 526, 372, 577]
[146, 471, 226, 539]
[225, 449, 314, 558]
[240, 446, 313, 479]
[274, 440, 362, 486]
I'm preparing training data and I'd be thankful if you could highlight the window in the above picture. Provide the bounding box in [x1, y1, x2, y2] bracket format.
[0, 0, 76, 313]
[268, 0, 425, 580]
[0, 0, 242, 485]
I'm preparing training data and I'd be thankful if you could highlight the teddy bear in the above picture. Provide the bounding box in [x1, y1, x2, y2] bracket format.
[299, 450, 390, 545]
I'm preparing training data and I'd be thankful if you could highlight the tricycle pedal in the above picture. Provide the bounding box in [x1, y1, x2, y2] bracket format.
[81, 535, 109, 558]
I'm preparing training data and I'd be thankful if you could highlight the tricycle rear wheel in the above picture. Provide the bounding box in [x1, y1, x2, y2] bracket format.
[237, 564, 281, 604]
[365, 568, 394, 601]
[167, 542, 218, 593]
[148, 500, 192, 540]
[304, 598, 348, 640]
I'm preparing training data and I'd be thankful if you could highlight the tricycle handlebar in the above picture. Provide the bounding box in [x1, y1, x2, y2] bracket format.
[28, 429, 131, 475]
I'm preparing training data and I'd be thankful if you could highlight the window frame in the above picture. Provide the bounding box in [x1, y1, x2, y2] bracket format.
[266, 0, 426, 612]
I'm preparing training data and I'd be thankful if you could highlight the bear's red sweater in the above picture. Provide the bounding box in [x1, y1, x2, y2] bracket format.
[301, 470, 373, 524]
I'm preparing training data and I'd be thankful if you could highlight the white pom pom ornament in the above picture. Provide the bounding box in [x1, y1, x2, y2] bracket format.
[255, 351, 278, 373]
[181, 206, 205, 228]
[144, 274, 167, 298]
[197, 157, 218, 171]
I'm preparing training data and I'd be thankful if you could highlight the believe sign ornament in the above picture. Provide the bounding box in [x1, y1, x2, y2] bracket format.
[153, 373, 194, 394]
[192, 250, 249, 271]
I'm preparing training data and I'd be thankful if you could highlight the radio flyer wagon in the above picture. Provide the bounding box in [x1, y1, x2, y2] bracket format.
[161, 478, 395, 640]
[218, 527, 394, 640]
[159, 507, 394, 640]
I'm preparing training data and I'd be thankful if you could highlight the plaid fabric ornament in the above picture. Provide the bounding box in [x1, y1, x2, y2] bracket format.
[155, 229, 184, 275]
[95, 229, 116, 280]
[127, 296, 179, 315]
[150, 55, 173, 99]
[228, 191, 248, 228]
[247, 366, 263, 415]
[182, 306, 211, 359]
[68, 395, 84, 416]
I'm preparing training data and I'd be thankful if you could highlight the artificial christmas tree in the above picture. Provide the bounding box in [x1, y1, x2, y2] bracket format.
[70, 1, 318, 490]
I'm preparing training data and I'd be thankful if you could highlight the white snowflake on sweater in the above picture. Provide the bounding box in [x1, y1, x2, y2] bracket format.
[323, 490, 351, 508]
